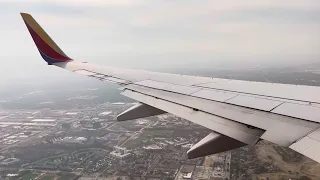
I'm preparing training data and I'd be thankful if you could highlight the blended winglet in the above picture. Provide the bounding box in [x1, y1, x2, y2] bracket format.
[20, 12, 72, 64]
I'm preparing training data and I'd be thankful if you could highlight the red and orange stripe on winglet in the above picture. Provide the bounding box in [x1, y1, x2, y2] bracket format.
[21, 13, 72, 64]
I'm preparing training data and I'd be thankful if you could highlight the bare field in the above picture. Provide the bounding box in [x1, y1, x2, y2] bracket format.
[254, 141, 320, 180]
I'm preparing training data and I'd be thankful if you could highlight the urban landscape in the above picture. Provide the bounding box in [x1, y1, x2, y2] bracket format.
[0, 102, 232, 180]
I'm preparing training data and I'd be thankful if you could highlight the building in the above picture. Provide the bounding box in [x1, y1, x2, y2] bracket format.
[54, 137, 87, 144]
[110, 146, 131, 159]
[143, 144, 164, 153]
[114, 146, 128, 154]
[99, 111, 112, 116]
[180, 165, 195, 179]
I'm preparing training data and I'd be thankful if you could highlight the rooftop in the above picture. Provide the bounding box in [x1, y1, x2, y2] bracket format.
[99, 111, 112, 116]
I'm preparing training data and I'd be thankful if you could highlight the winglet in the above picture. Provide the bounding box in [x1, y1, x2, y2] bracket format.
[20, 13, 72, 65]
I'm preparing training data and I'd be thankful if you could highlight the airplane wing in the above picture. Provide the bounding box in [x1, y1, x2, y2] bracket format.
[21, 13, 320, 163]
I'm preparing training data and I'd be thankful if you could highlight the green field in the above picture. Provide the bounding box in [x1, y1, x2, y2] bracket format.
[56, 173, 78, 180]
[18, 171, 39, 180]
[38, 174, 55, 180]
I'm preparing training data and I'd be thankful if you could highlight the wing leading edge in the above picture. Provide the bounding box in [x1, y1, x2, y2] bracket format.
[21, 13, 320, 163]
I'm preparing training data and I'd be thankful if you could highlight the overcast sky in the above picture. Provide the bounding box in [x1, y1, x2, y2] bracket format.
[1, 0, 319, 86]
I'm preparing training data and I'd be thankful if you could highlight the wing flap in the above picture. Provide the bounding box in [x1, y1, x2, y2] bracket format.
[123, 84, 317, 146]
[290, 128, 320, 163]
[121, 89, 265, 145]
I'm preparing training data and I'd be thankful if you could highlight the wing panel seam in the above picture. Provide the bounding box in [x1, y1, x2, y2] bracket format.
[192, 85, 316, 104]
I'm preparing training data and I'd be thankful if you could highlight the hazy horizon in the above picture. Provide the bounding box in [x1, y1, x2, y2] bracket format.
[1, 0, 320, 87]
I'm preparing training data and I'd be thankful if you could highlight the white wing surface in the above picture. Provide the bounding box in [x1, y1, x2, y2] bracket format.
[21, 13, 320, 162]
